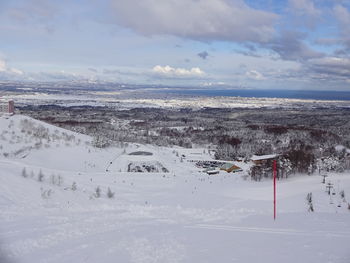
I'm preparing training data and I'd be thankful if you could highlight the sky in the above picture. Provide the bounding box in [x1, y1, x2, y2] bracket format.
[0, 0, 349, 90]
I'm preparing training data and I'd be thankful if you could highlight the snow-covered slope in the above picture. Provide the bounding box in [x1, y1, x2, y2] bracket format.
[0, 115, 350, 263]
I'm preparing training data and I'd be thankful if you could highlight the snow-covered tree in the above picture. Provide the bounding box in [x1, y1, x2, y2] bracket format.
[21, 168, 27, 178]
[316, 156, 343, 173]
[94, 186, 101, 198]
[340, 190, 346, 202]
[107, 187, 115, 199]
[306, 192, 314, 212]
[278, 158, 292, 178]
[71, 182, 77, 191]
[38, 170, 45, 182]
[92, 136, 110, 148]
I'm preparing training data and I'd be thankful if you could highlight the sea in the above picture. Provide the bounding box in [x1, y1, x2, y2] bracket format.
[162, 89, 350, 101]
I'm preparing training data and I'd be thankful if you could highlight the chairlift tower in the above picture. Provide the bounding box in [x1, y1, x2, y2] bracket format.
[326, 181, 333, 195]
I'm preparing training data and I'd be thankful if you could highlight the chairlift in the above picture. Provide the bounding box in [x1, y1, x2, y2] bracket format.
[326, 182, 333, 195]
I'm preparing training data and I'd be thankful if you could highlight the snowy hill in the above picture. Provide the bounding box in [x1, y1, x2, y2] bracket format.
[0, 115, 350, 263]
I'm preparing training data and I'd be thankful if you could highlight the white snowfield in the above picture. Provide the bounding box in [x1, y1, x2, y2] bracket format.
[5, 92, 350, 110]
[0, 115, 349, 263]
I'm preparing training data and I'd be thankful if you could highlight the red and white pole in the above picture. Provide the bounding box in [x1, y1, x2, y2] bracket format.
[273, 159, 277, 220]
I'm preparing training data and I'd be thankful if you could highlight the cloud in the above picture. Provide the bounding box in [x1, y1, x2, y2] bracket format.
[0, 60, 6, 72]
[197, 51, 209, 60]
[334, 4, 350, 26]
[102, 68, 147, 77]
[236, 50, 262, 58]
[333, 4, 350, 51]
[288, 0, 321, 17]
[314, 38, 340, 46]
[306, 57, 350, 79]
[103, 69, 120, 75]
[34, 71, 80, 81]
[0, 58, 23, 75]
[267, 31, 324, 61]
[267, 56, 350, 86]
[110, 0, 278, 43]
[8, 67, 23, 75]
[246, 70, 265, 80]
[4, 0, 59, 33]
[88, 68, 98, 73]
[152, 65, 205, 78]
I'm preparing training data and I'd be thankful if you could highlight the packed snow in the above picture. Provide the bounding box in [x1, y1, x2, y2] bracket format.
[0, 115, 349, 263]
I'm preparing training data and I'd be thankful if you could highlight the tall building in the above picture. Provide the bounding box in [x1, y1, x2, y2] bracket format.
[8, 100, 14, 114]
[0, 100, 15, 114]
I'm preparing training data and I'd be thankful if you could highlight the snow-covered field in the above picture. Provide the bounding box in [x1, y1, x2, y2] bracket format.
[3, 91, 350, 109]
[0, 115, 349, 263]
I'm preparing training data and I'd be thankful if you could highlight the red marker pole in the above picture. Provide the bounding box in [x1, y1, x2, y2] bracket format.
[273, 159, 277, 220]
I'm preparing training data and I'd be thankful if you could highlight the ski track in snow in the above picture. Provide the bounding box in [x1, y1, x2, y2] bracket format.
[187, 224, 350, 238]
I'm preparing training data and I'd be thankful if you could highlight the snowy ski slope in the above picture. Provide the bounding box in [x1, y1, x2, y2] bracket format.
[0, 115, 349, 263]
